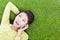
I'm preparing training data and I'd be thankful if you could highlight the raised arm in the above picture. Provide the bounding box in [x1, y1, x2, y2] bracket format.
[8, 2, 19, 14]
[1, 2, 19, 25]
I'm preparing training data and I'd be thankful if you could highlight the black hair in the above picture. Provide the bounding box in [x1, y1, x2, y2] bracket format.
[17, 10, 34, 24]
[10, 10, 34, 25]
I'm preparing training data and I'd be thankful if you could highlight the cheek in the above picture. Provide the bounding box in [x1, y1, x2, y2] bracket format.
[20, 21, 24, 25]
[15, 16, 20, 21]
[25, 19, 28, 24]
[20, 20, 26, 26]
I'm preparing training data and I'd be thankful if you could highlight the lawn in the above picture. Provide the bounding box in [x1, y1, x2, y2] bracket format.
[0, 0, 60, 40]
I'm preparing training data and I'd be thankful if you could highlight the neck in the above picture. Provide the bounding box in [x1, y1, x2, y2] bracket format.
[11, 25, 18, 31]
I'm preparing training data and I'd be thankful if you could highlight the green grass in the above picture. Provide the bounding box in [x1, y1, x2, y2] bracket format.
[0, 0, 60, 40]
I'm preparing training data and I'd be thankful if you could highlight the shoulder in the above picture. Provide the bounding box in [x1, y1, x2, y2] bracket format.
[21, 31, 29, 39]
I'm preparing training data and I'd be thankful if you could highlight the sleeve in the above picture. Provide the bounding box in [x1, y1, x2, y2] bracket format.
[15, 31, 29, 40]
[15, 36, 20, 40]
[20, 31, 29, 40]
[1, 2, 19, 25]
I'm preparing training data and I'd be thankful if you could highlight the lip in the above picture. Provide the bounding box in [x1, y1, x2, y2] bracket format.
[15, 21, 19, 25]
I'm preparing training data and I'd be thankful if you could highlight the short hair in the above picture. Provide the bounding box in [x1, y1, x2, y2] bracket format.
[17, 10, 34, 24]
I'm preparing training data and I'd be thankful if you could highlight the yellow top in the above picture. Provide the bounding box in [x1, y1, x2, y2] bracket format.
[0, 2, 28, 40]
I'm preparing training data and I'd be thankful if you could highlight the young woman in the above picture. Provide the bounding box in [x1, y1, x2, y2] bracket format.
[0, 2, 34, 40]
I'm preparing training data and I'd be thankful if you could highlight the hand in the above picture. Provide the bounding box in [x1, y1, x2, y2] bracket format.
[17, 24, 28, 36]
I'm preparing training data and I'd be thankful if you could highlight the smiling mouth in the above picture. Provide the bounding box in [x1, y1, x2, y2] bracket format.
[15, 21, 19, 25]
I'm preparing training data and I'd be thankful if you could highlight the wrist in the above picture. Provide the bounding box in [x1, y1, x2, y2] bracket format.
[17, 32, 21, 37]
[17, 34, 21, 37]
[16, 11, 20, 14]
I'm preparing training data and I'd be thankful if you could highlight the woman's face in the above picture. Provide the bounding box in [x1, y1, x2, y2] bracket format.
[13, 12, 28, 28]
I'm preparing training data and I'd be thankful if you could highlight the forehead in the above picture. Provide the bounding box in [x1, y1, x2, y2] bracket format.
[18, 12, 28, 21]
[19, 12, 28, 17]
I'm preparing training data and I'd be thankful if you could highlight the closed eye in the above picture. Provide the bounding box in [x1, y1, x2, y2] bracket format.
[22, 19, 25, 22]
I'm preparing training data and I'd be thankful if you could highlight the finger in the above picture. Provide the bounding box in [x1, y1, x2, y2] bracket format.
[21, 24, 28, 31]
